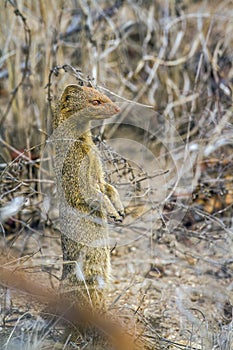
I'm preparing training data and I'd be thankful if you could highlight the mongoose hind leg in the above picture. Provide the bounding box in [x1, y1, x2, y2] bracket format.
[61, 234, 110, 309]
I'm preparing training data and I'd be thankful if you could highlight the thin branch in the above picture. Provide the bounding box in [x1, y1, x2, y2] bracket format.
[0, 1, 31, 128]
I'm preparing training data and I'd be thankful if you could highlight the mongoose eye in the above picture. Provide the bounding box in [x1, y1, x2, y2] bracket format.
[92, 100, 101, 106]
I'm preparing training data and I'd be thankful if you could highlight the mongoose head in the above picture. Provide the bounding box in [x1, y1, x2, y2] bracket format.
[57, 84, 120, 126]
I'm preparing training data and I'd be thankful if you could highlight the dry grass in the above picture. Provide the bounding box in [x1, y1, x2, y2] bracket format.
[0, 0, 232, 349]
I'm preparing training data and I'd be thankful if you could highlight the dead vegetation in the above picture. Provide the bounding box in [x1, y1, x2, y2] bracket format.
[0, 0, 232, 349]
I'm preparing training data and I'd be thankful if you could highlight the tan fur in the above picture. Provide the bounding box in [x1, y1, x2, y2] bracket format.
[53, 84, 124, 310]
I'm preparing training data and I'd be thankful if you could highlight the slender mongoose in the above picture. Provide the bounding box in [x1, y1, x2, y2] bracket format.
[52, 84, 124, 310]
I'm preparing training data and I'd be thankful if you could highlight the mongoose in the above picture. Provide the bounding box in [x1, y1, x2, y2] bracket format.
[52, 84, 124, 310]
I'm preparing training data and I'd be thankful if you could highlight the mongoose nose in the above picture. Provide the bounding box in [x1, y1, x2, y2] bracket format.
[114, 105, 120, 113]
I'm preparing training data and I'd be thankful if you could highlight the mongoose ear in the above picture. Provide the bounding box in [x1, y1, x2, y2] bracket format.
[62, 84, 83, 96]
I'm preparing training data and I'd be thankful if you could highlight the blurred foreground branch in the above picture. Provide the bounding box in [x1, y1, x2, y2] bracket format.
[0, 259, 146, 350]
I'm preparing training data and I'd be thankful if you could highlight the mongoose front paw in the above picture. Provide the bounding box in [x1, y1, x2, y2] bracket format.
[114, 204, 125, 219]
[109, 210, 125, 223]
[104, 183, 124, 217]
[118, 209, 125, 220]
